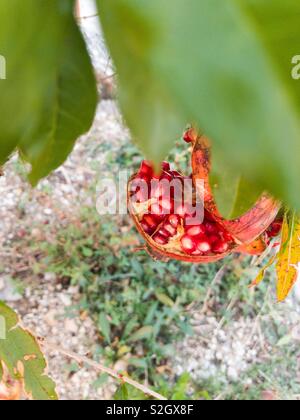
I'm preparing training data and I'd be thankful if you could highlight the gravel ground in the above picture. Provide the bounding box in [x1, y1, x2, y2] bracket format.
[0, 100, 127, 400]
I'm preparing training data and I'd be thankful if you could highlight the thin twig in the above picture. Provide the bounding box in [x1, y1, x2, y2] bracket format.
[184, 265, 227, 315]
[253, 239, 275, 267]
[216, 296, 237, 333]
[41, 340, 167, 401]
[200, 265, 227, 314]
[77, 13, 99, 20]
[99, 72, 118, 82]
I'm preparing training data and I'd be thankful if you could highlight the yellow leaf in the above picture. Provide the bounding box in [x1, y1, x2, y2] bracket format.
[250, 255, 276, 288]
[276, 214, 300, 302]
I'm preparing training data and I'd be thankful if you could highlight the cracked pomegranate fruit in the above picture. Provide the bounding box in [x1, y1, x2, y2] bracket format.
[128, 129, 281, 263]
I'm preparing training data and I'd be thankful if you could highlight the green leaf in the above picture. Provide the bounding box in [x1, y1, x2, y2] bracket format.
[210, 151, 262, 219]
[0, 0, 97, 184]
[97, 0, 185, 163]
[82, 247, 93, 258]
[171, 373, 190, 401]
[0, 0, 61, 164]
[99, 0, 300, 210]
[0, 301, 58, 400]
[129, 326, 154, 342]
[114, 383, 129, 401]
[98, 313, 111, 344]
[19, 1, 97, 185]
[155, 293, 175, 308]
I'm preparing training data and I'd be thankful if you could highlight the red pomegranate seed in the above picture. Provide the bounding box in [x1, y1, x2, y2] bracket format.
[149, 203, 164, 218]
[175, 203, 194, 218]
[151, 180, 171, 199]
[170, 170, 183, 178]
[204, 210, 216, 222]
[160, 171, 173, 182]
[204, 222, 218, 235]
[158, 228, 170, 238]
[160, 198, 174, 213]
[139, 161, 154, 177]
[141, 221, 154, 235]
[163, 223, 177, 237]
[168, 215, 180, 228]
[134, 174, 151, 186]
[143, 215, 158, 231]
[208, 235, 220, 245]
[133, 185, 149, 203]
[153, 233, 169, 245]
[197, 239, 211, 254]
[191, 249, 202, 256]
[221, 231, 233, 242]
[212, 241, 229, 254]
[181, 235, 197, 253]
[162, 161, 170, 171]
[186, 225, 205, 236]
[183, 130, 193, 143]
[268, 222, 282, 237]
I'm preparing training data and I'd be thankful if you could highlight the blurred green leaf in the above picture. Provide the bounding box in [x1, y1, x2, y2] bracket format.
[98, 313, 111, 344]
[155, 293, 175, 308]
[0, 0, 97, 184]
[97, 0, 185, 164]
[210, 151, 262, 219]
[129, 326, 154, 342]
[82, 247, 93, 258]
[0, 0, 65, 164]
[128, 357, 148, 369]
[19, 1, 97, 184]
[171, 373, 191, 400]
[114, 383, 129, 401]
[99, 0, 300, 209]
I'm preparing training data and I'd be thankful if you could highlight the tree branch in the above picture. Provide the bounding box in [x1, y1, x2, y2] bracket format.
[39, 339, 167, 401]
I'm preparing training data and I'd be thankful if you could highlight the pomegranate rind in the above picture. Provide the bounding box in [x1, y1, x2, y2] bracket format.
[191, 135, 281, 244]
[128, 176, 234, 263]
[128, 131, 281, 262]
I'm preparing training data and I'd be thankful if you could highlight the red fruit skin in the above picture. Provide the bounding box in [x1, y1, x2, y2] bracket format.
[237, 236, 267, 255]
[191, 136, 281, 243]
